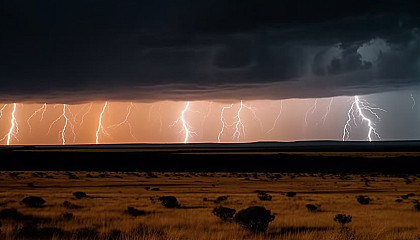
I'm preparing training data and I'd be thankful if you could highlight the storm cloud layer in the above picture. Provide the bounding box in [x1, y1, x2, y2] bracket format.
[1, 0, 419, 102]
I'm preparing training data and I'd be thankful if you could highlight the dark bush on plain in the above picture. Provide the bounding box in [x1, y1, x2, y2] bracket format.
[126, 207, 146, 217]
[214, 196, 228, 203]
[21, 196, 45, 208]
[158, 196, 180, 208]
[305, 204, 319, 212]
[414, 203, 420, 211]
[108, 229, 122, 240]
[150, 188, 160, 191]
[333, 214, 352, 226]
[257, 192, 272, 201]
[73, 192, 87, 199]
[357, 195, 371, 205]
[286, 192, 296, 197]
[62, 212, 74, 220]
[233, 206, 275, 233]
[63, 200, 83, 209]
[212, 207, 236, 221]
[0, 208, 24, 219]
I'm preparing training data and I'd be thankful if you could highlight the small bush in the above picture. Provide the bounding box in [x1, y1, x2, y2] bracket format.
[63, 201, 83, 209]
[126, 207, 146, 217]
[214, 196, 228, 203]
[158, 196, 180, 208]
[150, 187, 160, 191]
[62, 212, 74, 220]
[212, 207, 236, 221]
[73, 192, 87, 199]
[257, 192, 272, 201]
[357, 195, 371, 205]
[414, 203, 420, 211]
[233, 206, 275, 233]
[108, 229, 122, 240]
[306, 204, 319, 212]
[286, 192, 296, 197]
[334, 214, 352, 226]
[21, 196, 45, 208]
[0, 208, 24, 219]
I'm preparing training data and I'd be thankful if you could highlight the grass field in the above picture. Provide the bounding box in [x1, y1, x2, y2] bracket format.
[0, 171, 419, 239]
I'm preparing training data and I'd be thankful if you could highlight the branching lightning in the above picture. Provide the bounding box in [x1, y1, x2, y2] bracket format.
[0, 103, 19, 145]
[170, 101, 194, 143]
[108, 102, 137, 141]
[218, 104, 234, 142]
[0, 104, 7, 120]
[305, 98, 318, 125]
[410, 93, 415, 109]
[321, 98, 334, 125]
[27, 103, 47, 133]
[342, 96, 386, 142]
[48, 104, 74, 145]
[266, 100, 283, 134]
[96, 101, 108, 144]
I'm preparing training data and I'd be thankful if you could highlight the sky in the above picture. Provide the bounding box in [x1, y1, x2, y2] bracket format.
[0, 0, 419, 144]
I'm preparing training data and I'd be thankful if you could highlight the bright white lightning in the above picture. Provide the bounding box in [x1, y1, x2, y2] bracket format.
[410, 93, 415, 109]
[342, 96, 385, 142]
[96, 101, 108, 144]
[266, 100, 283, 134]
[218, 104, 234, 142]
[74, 103, 93, 126]
[27, 103, 47, 133]
[321, 98, 334, 125]
[1, 103, 19, 145]
[48, 104, 74, 145]
[108, 102, 137, 141]
[0, 104, 7, 120]
[304, 98, 318, 125]
[233, 101, 246, 141]
[170, 102, 194, 143]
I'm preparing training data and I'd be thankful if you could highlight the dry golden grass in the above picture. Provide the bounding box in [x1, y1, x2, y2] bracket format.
[0, 171, 419, 239]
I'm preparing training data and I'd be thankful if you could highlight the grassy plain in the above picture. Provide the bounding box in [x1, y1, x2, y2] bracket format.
[0, 171, 419, 239]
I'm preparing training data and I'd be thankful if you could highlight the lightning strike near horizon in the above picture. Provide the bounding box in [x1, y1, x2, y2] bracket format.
[0, 103, 19, 145]
[170, 101, 194, 143]
[342, 96, 386, 142]
[48, 104, 74, 145]
[233, 101, 246, 141]
[266, 100, 283, 134]
[0, 104, 7, 120]
[108, 102, 137, 141]
[75, 103, 93, 126]
[218, 104, 234, 142]
[410, 93, 415, 109]
[304, 98, 318, 125]
[96, 101, 108, 144]
[27, 103, 47, 133]
[321, 98, 334, 125]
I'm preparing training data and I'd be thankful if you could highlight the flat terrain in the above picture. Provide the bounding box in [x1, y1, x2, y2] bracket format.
[0, 171, 419, 239]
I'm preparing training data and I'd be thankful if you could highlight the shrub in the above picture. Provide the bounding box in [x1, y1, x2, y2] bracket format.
[150, 188, 160, 191]
[158, 196, 180, 208]
[286, 192, 296, 197]
[212, 207, 236, 221]
[0, 208, 24, 219]
[126, 207, 146, 217]
[333, 214, 352, 227]
[305, 204, 319, 212]
[257, 192, 272, 201]
[63, 201, 83, 209]
[21, 196, 45, 208]
[414, 203, 420, 211]
[73, 192, 87, 199]
[357, 195, 371, 205]
[233, 206, 275, 233]
[62, 212, 74, 220]
[214, 196, 228, 203]
[108, 229, 122, 240]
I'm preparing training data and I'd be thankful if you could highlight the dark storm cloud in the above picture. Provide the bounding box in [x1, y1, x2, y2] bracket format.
[0, 0, 419, 103]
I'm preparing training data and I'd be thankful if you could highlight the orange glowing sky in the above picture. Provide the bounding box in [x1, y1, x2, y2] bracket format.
[2, 95, 408, 145]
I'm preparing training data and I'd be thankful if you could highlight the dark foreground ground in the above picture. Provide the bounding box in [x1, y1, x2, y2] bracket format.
[1, 141, 420, 173]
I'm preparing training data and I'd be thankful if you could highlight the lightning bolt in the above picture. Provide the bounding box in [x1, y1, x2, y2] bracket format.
[342, 96, 386, 142]
[266, 100, 283, 134]
[170, 101, 194, 143]
[304, 98, 318, 126]
[0, 103, 19, 145]
[410, 93, 415, 109]
[0, 104, 7, 120]
[48, 104, 74, 145]
[218, 104, 234, 142]
[232, 101, 256, 141]
[108, 102, 137, 141]
[27, 103, 47, 133]
[96, 101, 108, 144]
[74, 103, 93, 126]
[321, 98, 334, 125]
